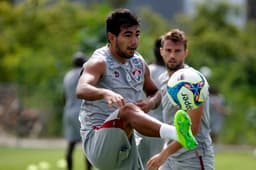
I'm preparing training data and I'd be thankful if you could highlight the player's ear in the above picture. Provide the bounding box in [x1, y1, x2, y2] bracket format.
[185, 49, 189, 58]
[107, 32, 115, 44]
[160, 47, 164, 56]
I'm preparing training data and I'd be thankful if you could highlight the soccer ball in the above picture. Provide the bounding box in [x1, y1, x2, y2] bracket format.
[167, 67, 209, 111]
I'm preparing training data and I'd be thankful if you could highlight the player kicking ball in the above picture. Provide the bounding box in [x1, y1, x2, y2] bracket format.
[76, 9, 197, 170]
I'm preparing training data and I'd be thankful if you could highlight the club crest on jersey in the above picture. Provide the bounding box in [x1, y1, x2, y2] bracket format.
[132, 69, 142, 81]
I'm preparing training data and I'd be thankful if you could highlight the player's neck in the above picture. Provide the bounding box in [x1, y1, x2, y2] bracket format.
[168, 65, 185, 76]
[109, 47, 128, 64]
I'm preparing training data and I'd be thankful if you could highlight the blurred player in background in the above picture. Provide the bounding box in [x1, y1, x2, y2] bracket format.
[137, 37, 166, 168]
[199, 66, 230, 144]
[209, 86, 230, 144]
[63, 52, 92, 170]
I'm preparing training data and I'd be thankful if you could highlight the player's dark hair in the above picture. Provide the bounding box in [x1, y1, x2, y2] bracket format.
[72, 52, 86, 68]
[162, 29, 187, 50]
[153, 36, 165, 66]
[106, 8, 140, 40]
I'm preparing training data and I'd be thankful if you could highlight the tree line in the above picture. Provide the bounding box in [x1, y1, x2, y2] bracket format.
[0, 1, 255, 144]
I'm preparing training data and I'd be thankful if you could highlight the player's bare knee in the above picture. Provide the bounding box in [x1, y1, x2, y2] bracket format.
[119, 103, 138, 119]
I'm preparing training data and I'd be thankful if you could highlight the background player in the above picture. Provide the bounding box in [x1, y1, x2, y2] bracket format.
[63, 52, 92, 170]
[147, 29, 214, 170]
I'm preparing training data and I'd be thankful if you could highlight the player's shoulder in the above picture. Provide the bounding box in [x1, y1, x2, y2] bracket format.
[82, 47, 108, 73]
[159, 71, 169, 84]
[91, 45, 109, 60]
[90, 46, 109, 62]
[132, 51, 146, 63]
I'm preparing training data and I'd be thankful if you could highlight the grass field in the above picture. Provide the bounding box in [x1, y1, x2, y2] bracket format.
[0, 146, 255, 170]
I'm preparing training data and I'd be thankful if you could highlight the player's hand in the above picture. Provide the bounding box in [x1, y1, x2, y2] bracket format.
[134, 99, 151, 113]
[147, 152, 167, 170]
[102, 89, 125, 108]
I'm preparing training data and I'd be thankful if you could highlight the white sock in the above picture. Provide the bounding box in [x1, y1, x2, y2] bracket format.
[160, 124, 178, 141]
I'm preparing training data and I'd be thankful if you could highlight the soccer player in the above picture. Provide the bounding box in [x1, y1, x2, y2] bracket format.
[147, 29, 214, 170]
[136, 37, 166, 168]
[209, 86, 230, 144]
[76, 9, 197, 170]
[63, 52, 92, 170]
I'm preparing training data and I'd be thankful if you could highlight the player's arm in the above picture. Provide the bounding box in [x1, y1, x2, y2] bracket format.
[76, 57, 106, 100]
[135, 64, 161, 112]
[147, 105, 203, 169]
[147, 141, 180, 169]
[189, 104, 204, 135]
[76, 57, 125, 108]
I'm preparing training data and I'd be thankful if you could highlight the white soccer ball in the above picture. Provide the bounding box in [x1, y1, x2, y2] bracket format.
[167, 67, 209, 111]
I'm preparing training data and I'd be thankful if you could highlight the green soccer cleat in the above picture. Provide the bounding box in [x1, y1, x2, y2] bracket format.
[174, 110, 198, 150]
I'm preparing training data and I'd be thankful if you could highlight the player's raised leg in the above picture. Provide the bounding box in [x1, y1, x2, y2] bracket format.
[118, 103, 197, 150]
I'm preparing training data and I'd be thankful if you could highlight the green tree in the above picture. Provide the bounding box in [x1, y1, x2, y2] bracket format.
[0, 1, 111, 136]
[0, 1, 167, 136]
[1, 1, 255, 144]
[177, 1, 256, 144]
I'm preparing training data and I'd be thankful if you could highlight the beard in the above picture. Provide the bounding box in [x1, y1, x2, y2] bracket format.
[117, 49, 133, 59]
[166, 61, 184, 72]
[115, 41, 136, 59]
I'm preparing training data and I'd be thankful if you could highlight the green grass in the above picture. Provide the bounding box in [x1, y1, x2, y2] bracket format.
[0, 146, 91, 170]
[215, 151, 255, 170]
[0, 146, 255, 170]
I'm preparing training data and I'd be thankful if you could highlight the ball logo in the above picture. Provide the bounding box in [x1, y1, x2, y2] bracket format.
[181, 92, 193, 110]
